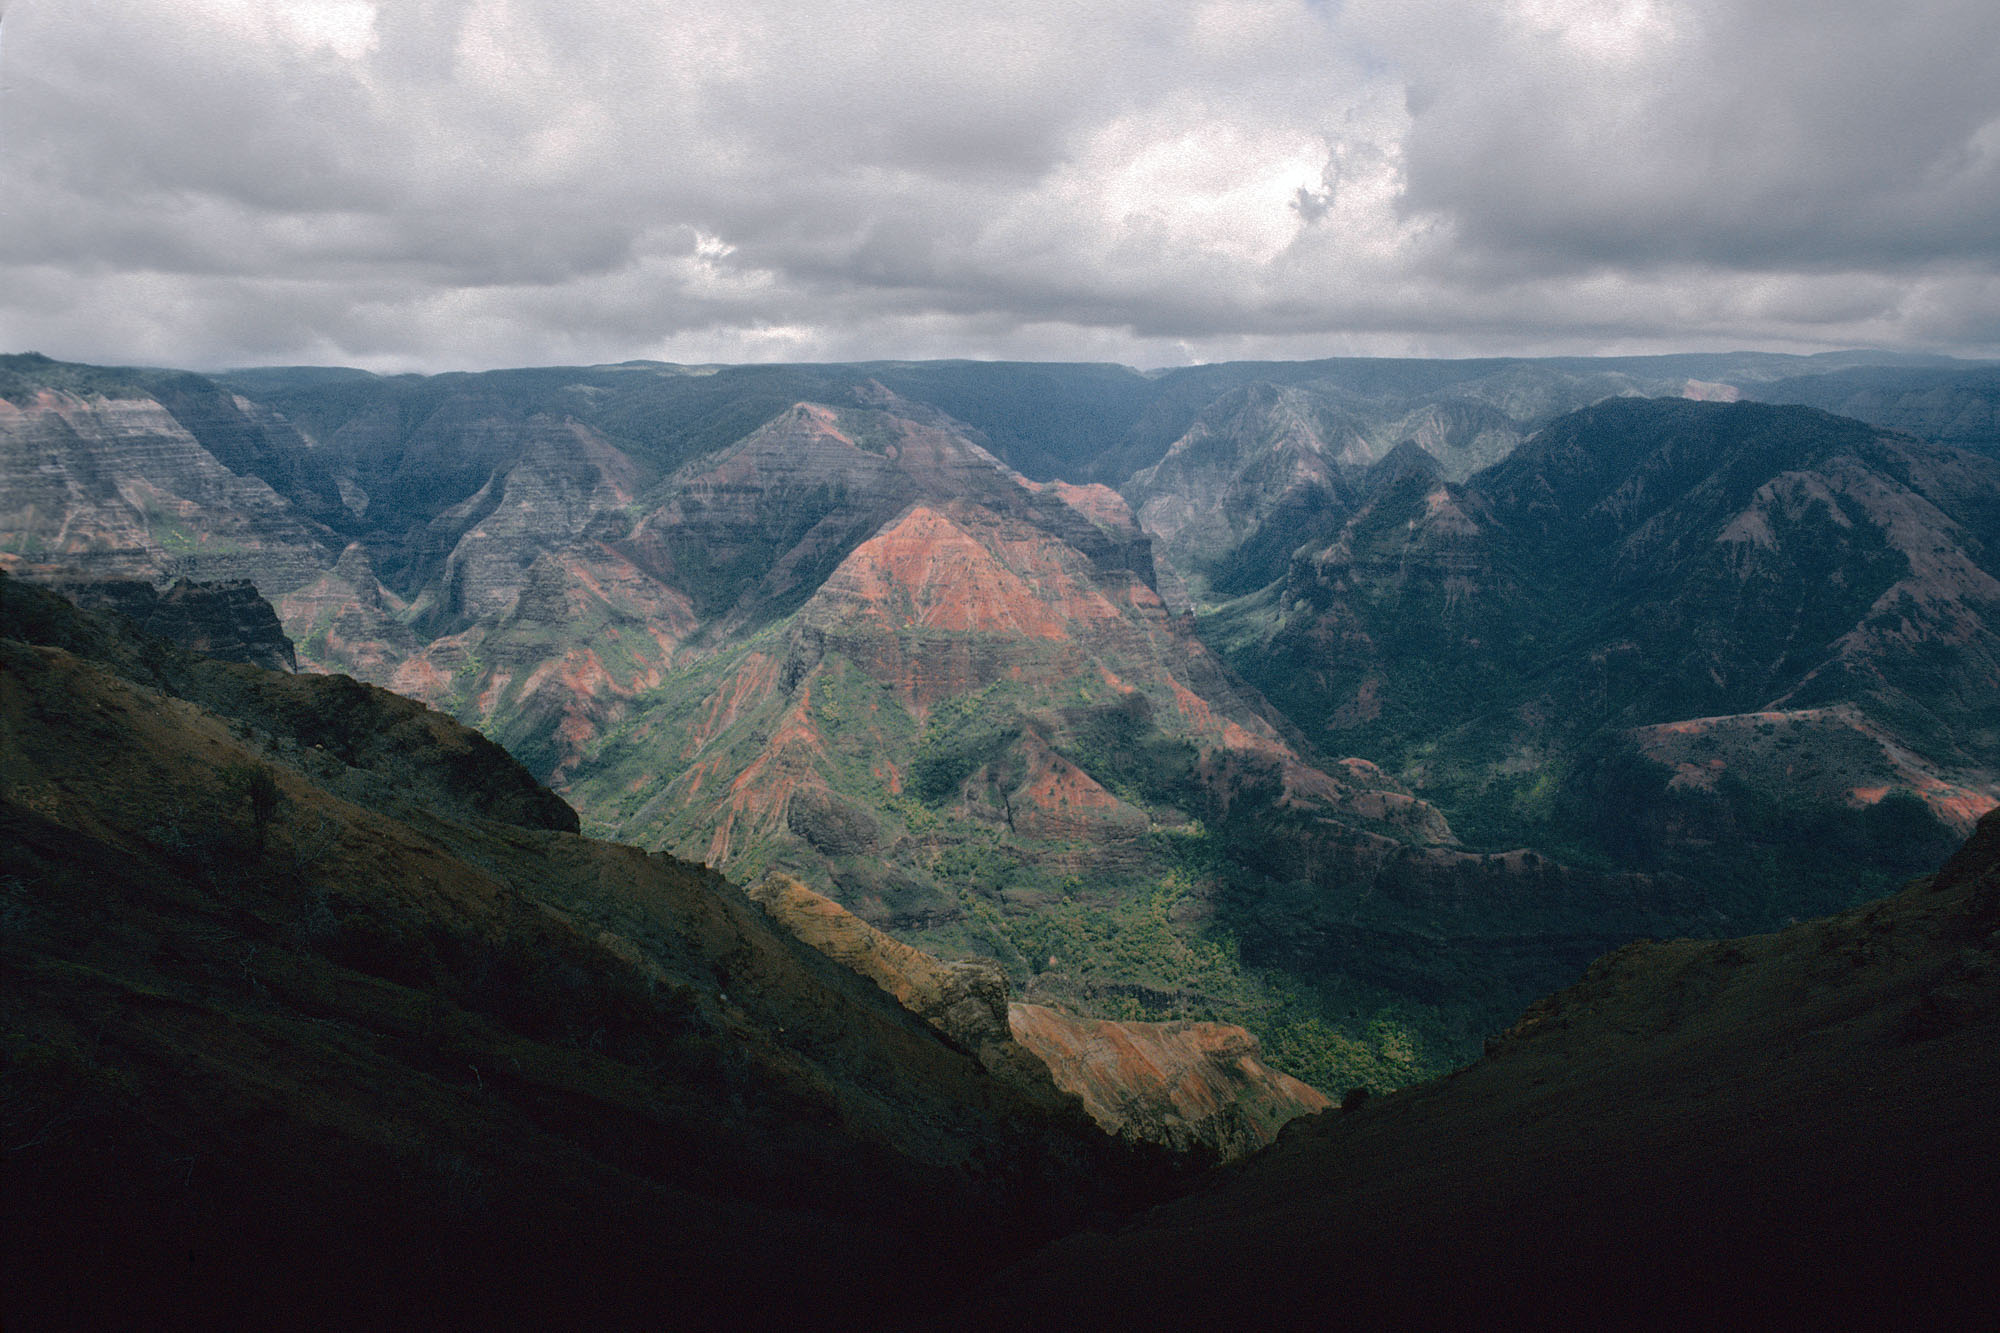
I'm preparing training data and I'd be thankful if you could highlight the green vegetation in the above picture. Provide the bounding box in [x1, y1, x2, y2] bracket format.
[1206, 397, 1987, 937]
[219, 762, 283, 853]
[909, 685, 1021, 805]
[937, 870, 1443, 1093]
[564, 609, 1456, 1092]
[1052, 693, 1203, 813]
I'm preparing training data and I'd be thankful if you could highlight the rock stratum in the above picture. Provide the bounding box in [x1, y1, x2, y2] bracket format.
[1206, 397, 2000, 921]
[53, 577, 300, 672]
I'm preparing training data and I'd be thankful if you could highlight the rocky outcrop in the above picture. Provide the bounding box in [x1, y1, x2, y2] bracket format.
[278, 419, 696, 785]
[572, 401, 1482, 1091]
[1219, 398, 2000, 907]
[57, 578, 299, 673]
[278, 542, 424, 683]
[0, 387, 334, 592]
[1117, 372, 1709, 601]
[628, 468, 1456, 885]
[749, 873, 1330, 1158]
[748, 873, 1064, 1101]
[430, 417, 649, 625]
[1008, 1004, 1329, 1159]
[20, 354, 1992, 1097]
[1124, 381, 1371, 595]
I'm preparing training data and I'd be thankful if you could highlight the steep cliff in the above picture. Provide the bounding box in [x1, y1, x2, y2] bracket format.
[0, 369, 337, 591]
[14, 354, 1992, 1097]
[568, 399, 1497, 1091]
[1208, 399, 2000, 913]
[55, 577, 299, 672]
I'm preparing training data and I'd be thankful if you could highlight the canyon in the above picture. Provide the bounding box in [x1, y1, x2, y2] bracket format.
[6, 570, 1994, 1326]
[6, 342, 2000, 1324]
[5, 349, 1998, 1092]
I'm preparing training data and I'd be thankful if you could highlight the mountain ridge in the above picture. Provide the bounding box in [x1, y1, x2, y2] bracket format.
[0, 573, 1197, 1327]
[7, 351, 1997, 1087]
[1205, 398, 2000, 907]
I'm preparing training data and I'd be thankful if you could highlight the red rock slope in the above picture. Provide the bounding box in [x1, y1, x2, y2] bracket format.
[1008, 1003, 1329, 1159]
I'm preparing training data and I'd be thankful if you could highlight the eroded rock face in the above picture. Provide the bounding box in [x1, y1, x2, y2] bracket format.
[1008, 1004, 1330, 1160]
[749, 872, 1330, 1158]
[279, 543, 423, 683]
[22, 356, 1989, 1097]
[747, 873, 1029, 1068]
[57, 578, 299, 673]
[616, 441, 1456, 893]
[0, 389, 334, 592]
[1125, 382, 1373, 594]
[566, 399, 1494, 1086]
[1221, 398, 2000, 904]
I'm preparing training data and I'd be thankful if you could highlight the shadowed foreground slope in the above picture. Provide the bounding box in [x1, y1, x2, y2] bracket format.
[9, 569, 1999, 1329]
[0, 577, 1182, 1329]
[981, 808, 2000, 1329]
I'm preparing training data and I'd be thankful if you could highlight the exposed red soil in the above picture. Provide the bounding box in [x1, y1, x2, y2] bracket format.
[746, 873, 1327, 1160]
[1009, 1003, 1330, 1158]
[688, 652, 783, 754]
[818, 505, 1073, 640]
[1630, 705, 1999, 831]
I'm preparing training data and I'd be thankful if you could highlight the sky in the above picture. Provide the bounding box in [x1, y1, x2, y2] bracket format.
[0, 0, 1996, 372]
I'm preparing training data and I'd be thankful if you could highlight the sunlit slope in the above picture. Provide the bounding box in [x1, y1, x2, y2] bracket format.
[568, 403, 1689, 1090]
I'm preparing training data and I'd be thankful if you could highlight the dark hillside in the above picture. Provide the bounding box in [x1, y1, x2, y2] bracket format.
[984, 808, 2000, 1329]
[1752, 364, 2000, 455]
[1210, 398, 2000, 915]
[0, 578, 1179, 1328]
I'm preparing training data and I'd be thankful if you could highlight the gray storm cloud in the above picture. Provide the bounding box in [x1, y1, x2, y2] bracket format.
[0, 0, 1994, 371]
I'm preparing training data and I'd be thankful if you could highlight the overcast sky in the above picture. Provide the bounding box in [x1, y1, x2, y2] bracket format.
[1, 0, 1996, 371]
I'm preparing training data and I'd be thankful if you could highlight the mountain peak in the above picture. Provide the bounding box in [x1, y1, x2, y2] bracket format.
[1366, 437, 1445, 489]
[811, 504, 1075, 641]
